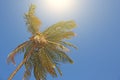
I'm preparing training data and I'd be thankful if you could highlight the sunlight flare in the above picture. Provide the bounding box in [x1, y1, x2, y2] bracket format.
[37, 0, 76, 15]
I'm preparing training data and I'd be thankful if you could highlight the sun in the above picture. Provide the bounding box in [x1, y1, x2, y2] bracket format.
[46, 0, 73, 11]
[36, 0, 76, 15]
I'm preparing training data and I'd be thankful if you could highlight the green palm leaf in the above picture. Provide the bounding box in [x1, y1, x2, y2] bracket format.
[46, 31, 75, 42]
[43, 20, 76, 41]
[43, 20, 76, 35]
[25, 4, 41, 35]
[30, 51, 47, 80]
[38, 49, 57, 77]
[60, 41, 78, 49]
[46, 43, 73, 64]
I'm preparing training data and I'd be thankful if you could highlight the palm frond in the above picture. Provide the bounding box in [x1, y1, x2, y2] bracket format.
[38, 48, 57, 77]
[23, 43, 34, 80]
[45, 47, 63, 76]
[33, 63, 47, 80]
[55, 65, 62, 76]
[46, 43, 73, 64]
[25, 4, 41, 35]
[23, 42, 33, 59]
[60, 41, 78, 49]
[46, 31, 75, 42]
[7, 41, 29, 64]
[43, 20, 76, 40]
[31, 51, 47, 80]
[23, 67, 32, 80]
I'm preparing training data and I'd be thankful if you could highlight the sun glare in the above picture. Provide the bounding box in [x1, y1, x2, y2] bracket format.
[36, 0, 76, 15]
[46, 0, 73, 11]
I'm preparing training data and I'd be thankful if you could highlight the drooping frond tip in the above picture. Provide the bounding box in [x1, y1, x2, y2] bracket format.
[7, 41, 29, 65]
[25, 4, 41, 35]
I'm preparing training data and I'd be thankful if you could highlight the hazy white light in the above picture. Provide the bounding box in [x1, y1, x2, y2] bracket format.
[46, 0, 73, 11]
[36, 0, 76, 15]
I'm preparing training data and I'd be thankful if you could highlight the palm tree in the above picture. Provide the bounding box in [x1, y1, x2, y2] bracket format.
[7, 4, 77, 80]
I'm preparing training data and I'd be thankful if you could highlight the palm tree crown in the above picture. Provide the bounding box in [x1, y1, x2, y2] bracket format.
[7, 4, 77, 80]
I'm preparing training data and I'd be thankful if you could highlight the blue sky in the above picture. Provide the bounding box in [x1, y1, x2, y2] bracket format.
[0, 0, 120, 80]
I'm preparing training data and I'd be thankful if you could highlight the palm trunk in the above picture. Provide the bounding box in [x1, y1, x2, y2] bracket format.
[8, 45, 36, 80]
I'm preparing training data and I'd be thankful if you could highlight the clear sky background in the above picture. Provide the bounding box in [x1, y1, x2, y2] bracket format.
[0, 0, 120, 80]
